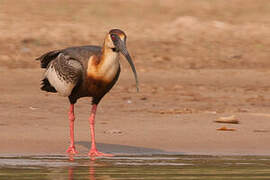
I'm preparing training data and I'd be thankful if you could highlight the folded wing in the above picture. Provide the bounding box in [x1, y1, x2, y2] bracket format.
[39, 52, 83, 97]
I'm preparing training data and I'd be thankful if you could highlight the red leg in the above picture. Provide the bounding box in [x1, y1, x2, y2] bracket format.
[66, 104, 78, 154]
[88, 104, 113, 157]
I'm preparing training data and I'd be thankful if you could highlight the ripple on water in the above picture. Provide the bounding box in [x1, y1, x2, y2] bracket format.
[0, 155, 270, 180]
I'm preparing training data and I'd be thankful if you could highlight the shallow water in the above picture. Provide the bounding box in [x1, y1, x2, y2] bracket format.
[0, 155, 270, 179]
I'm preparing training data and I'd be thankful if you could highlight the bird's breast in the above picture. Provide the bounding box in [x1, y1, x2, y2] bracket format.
[85, 54, 120, 95]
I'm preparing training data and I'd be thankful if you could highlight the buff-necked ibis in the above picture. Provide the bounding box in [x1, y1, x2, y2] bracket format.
[36, 29, 139, 157]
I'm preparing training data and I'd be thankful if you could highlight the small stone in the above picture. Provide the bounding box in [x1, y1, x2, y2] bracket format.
[215, 115, 239, 124]
[29, 106, 38, 110]
[217, 126, 236, 131]
[104, 129, 123, 135]
[140, 97, 147, 100]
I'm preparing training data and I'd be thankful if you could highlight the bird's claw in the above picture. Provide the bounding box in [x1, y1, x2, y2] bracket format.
[66, 146, 78, 154]
[88, 148, 114, 157]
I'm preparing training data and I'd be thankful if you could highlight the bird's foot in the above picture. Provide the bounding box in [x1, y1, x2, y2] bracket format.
[66, 146, 78, 154]
[88, 148, 114, 157]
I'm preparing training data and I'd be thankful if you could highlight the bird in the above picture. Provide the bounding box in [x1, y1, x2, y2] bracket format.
[36, 29, 139, 157]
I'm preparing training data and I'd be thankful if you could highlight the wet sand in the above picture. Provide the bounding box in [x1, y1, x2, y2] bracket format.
[1, 68, 270, 156]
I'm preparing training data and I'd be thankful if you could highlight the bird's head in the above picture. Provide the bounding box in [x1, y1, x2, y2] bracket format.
[105, 29, 126, 51]
[105, 29, 139, 92]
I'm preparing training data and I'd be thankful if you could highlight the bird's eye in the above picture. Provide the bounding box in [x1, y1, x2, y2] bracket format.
[111, 34, 116, 41]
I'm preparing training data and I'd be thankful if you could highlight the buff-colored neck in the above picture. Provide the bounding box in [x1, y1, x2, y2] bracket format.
[87, 41, 120, 82]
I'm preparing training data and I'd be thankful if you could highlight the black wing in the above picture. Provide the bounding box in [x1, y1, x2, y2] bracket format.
[36, 45, 102, 69]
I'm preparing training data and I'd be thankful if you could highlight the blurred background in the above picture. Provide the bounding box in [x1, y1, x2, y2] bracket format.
[1, 0, 270, 69]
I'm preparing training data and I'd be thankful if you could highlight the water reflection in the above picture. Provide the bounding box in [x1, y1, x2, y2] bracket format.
[1, 155, 270, 179]
[68, 166, 98, 180]
[68, 154, 110, 180]
[89, 163, 96, 180]
[68, 167, 73, 180]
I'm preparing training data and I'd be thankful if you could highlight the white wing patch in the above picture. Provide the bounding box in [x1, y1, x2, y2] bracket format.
[45, 65, 75, 97]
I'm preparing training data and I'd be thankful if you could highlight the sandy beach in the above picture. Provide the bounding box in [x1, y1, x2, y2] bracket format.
[1, 0, 270, 156]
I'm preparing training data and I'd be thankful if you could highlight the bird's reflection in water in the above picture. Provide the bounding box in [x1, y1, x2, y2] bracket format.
[68, 154, 111, 180]
[68, 154, 75, 180]
[68, 167, 74, 180]
[89, 160, 96, 180]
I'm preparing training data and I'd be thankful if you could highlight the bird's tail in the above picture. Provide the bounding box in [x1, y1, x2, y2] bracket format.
[36, 50, 60, 68]
[41, 78, 57, 93]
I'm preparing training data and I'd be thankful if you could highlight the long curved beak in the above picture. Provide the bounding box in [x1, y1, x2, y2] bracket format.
[118, 40, 139, 92]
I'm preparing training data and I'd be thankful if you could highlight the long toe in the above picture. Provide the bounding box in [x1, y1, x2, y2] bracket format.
[88, 149, 114, 157]
[66, 146, 78, 154]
